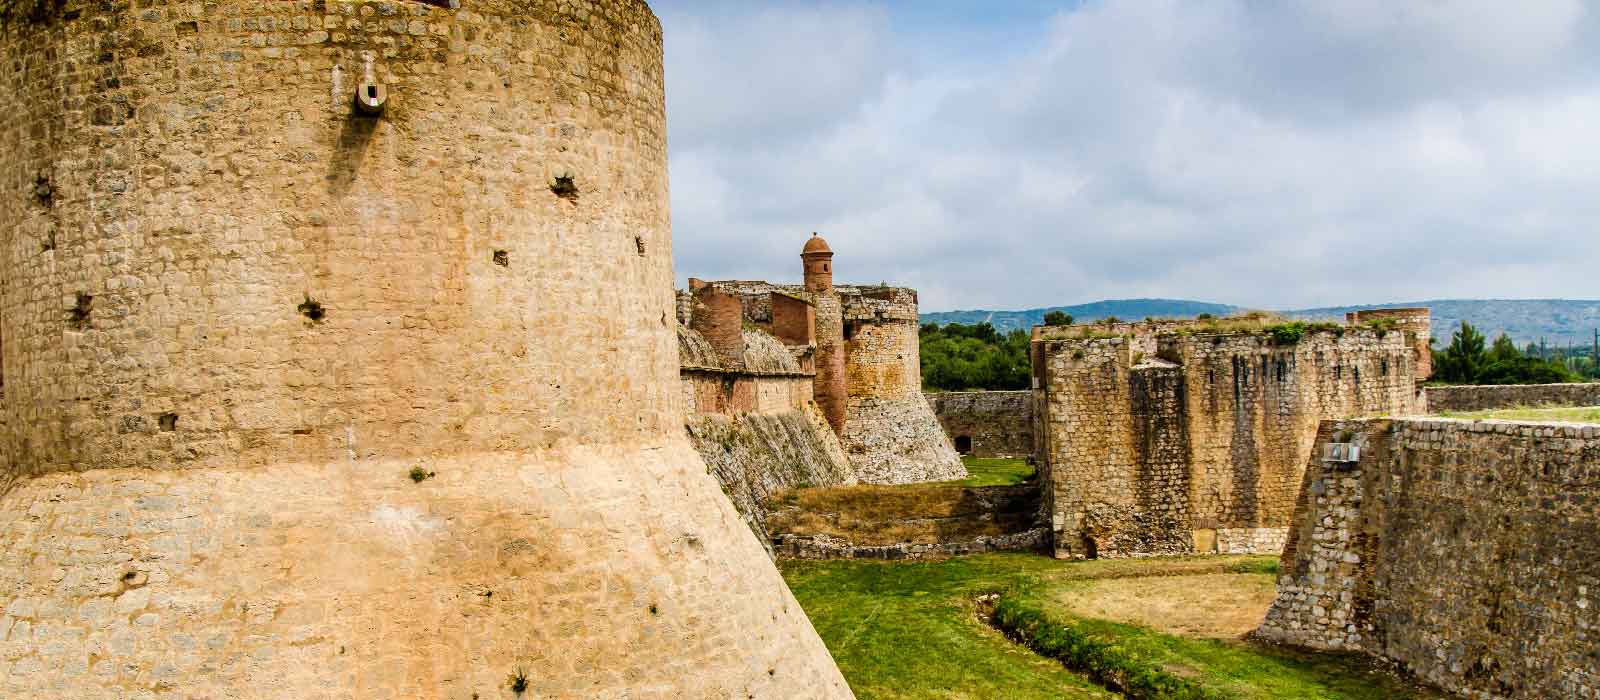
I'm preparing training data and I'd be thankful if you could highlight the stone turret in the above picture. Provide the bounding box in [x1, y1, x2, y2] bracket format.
[0, 2, 853, 698]
[804, 234, 849, 434]
[802, 232, 835, 292]
[1347, 308, 1433, 381]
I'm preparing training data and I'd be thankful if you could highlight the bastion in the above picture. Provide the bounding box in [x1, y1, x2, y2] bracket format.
[680, 237, 964, 484]
[0, 2, 853, 697]
[1032, 315, 1426, 558]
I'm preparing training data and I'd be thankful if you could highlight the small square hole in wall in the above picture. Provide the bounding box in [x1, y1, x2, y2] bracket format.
[550, 174, 578, 202]
[68, 292, 93, 329]
[298, 296, 326, 322]
[635, 236, 646, 257]
[493, 250, 509, 267]
[158, 413, 178, 432]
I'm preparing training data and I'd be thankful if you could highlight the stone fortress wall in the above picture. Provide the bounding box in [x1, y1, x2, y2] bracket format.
[681, 238, 964, 485]
[0, 2, 854, 698]
[677, 287, 855, 552]
[1032, 314, 1426, 559]
[1258, 418, 1600, 700]
[925, 390, 1033, 457]
[1425, 381, 1600, 413]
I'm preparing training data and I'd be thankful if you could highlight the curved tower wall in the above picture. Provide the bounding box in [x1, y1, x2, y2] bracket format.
[837, 287, 965, 484]
[0, 2, 852, 698]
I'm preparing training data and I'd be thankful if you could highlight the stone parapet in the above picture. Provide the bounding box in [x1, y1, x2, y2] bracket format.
[1425, 381, 1600, 413]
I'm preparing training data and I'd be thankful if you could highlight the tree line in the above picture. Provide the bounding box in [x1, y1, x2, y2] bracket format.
[920, 322, 1031, 391]
[922, 318, 1596, 391]
[1431, 321, 1588, 385]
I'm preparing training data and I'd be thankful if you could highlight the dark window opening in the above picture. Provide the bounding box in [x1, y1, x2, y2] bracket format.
[823, 263, 829, 272]
[367, 85, 377, 99]
[843, 322, 859, 341]
[954, 435, 972, 454]
[1381, 359, 1389, 376]
[1335, 365, 1342, 380]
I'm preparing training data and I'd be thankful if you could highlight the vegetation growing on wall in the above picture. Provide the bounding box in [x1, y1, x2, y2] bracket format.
[921, 322, 1030, 391]
[1432, 320, 1579, 385]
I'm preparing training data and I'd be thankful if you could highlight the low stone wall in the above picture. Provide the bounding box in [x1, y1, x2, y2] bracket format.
[773, 528, 1049, 560]
[1258, 417, 1600, 700]
[1425, 382, 1600, 413]
[925, 391, 1033, 457]
[767, 483, 1044, 559]
[688, 408, 857, 554]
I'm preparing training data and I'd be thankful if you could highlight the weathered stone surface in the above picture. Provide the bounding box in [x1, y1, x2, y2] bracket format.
[925, 390, 1034, 458]
[773, 528, 1049, 560]
[1259, 418, 1600, 700]
[688, 407, 857, 552]
[1425, 381, 1600, 413]
[1033, 321, 1425, 559]
[0, 2, 854, 697]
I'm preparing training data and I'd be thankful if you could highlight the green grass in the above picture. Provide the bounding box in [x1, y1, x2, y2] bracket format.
[949, 456, 1035, 487]
[782, 554, 1113, 700]
[1439, 405, 1600, 423]
[782, 554, 1445, 700]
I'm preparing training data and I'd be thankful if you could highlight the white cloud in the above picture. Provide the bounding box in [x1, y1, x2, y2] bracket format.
[654, 0, 1600, 310]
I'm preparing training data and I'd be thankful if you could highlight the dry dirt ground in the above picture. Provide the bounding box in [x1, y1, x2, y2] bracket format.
[1047, 572, 1279, 639]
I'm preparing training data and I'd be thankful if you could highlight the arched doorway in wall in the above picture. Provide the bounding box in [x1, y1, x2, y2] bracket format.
[954, 435, 972, 454]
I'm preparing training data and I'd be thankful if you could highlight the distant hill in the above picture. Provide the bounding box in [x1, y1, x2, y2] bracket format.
[1289, 299, 1600, 347]
[923, 299, 1239, 333]
[924, 298, 1600, 347]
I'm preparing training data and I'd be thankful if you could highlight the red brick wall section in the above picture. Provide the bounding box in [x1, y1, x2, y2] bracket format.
[691, 286, 747, 370]
[770, 292, 816, 346]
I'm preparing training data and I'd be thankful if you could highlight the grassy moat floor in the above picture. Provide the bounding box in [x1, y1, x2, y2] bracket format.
[1439, 405, 1600, 423]
[781, 553, 1449, 700]
[946, 456, 1036, 487]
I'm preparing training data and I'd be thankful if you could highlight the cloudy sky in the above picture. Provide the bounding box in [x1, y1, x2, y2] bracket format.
[652, 0, 1600, 313]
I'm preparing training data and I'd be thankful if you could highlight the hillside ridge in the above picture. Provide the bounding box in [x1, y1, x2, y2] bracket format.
[924, 298, 1600, 346]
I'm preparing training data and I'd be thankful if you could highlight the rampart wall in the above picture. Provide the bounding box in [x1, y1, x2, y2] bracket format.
[1425, 382, 1600, 413]
[1034, 324, 1422, 559]
[925, 390, 1033, 457]
[0, 2, 853, 697]
[767, 484, 1046, 560]
[1259, 418, 1600, 700]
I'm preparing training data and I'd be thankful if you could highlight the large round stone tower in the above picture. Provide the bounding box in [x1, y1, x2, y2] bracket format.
[0, 2, 853, 698]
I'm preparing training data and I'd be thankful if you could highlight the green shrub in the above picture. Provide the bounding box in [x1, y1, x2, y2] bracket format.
[992, 596, 1225, 700]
